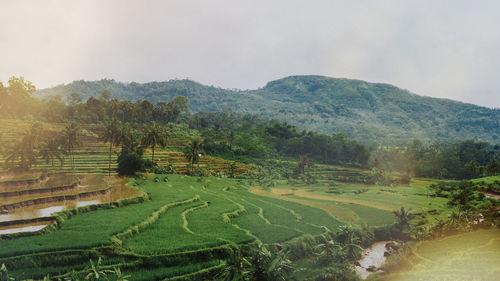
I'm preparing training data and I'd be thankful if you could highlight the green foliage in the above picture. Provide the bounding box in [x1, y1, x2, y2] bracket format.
[247, 245, 294, 281]
[373, 139, 500, 180]
[184, 138, 202, 172]
[116, 147, 152, 177]
[141, 122, 168, 162]
[35, 75, 500, 145]
[0, 264, 14, 281]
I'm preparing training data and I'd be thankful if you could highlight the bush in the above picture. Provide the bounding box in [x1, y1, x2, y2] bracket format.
[117, 147, 152, 176]
[153, 164, 175, 174]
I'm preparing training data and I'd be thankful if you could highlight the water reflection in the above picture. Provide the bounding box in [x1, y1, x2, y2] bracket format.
[0, 176, 141, 235]
[0, 224, 48, 235]
[76, 200, 100, 207]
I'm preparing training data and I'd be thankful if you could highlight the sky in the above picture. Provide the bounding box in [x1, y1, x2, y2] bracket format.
[1, 0, 499, 108]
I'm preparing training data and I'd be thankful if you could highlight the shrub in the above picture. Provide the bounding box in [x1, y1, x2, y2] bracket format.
[117, 147, 152, 176]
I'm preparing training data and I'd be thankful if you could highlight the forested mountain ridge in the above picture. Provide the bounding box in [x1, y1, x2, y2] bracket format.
[36, 75, 500, 145]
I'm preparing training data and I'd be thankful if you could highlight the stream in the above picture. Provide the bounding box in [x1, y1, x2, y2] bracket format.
[355, 241, 391, 279]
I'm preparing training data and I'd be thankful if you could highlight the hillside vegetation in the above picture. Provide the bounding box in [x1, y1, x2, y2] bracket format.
[36, 75, 500, 144]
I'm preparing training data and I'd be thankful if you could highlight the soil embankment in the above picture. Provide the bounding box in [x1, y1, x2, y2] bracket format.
[0, 187, 112, 211]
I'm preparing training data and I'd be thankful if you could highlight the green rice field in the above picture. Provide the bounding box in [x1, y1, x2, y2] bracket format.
[0, 170, 464, 280]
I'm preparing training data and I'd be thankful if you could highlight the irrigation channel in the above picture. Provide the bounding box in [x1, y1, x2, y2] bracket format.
[0, 174, 141, 235]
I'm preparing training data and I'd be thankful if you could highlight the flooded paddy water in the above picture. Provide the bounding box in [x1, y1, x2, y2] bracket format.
[0, 174, 141, 235]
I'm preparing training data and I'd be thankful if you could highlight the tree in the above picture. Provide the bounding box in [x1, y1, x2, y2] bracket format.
[165, 96, 189, 122]
[4, 123, 41, 170]
[39, 137, 64, 167]
[62, 122, 80, 170]
[314, 237, 342, 266]
[117, 124, 141, 152]
[266, 122, 298, 152]
[216, 247, 251, 281]
[4, 140, 36, 170]
[184, 138, 202, 172]
[142, 123, 168, 163]
[392, 207, 415, 238]
[249, 245, 294, 281]
[117, 147, 150, 177]
[296, 154, 314, 175]
[100, 119, 122, 176]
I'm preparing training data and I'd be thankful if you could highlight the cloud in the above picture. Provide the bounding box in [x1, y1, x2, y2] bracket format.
[1, 0, 499, 108]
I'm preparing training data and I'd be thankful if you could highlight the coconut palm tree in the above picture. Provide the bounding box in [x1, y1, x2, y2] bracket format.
[61, 122, 80, 170]
[39, 137, 64, 167]
[142, 123, 168, 163]
[100, 119, 122, 176]
[184, 138, 202, 172]
[393, 206, 415, 235]
[117, 124, 140, 152]
[5, 124, 41, 170]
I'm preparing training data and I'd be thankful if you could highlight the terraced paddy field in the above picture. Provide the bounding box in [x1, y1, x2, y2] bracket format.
[0, 173, 142, 236]
[0, 170, 461, 280]
[369, 229, 500, 281]
[252, 178, 452, 227]
[0, 119, 251, 176]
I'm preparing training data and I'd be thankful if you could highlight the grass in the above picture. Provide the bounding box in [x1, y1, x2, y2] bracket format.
[229, 198, 301, 243]
[123, 201, 222, 254]
[0, 177, 197, 257]
[124, 260, 224, 281]
[471, 175, 500, 184]
[288, 195, 395, 226]
[0, 165, 473, 280]
[269, 180, 451, 221]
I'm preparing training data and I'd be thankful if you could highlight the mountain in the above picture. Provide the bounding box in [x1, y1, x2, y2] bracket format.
[36, 75, 500, 145]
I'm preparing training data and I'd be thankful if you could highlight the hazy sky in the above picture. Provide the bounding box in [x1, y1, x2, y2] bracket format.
[1, 0, 499, 108]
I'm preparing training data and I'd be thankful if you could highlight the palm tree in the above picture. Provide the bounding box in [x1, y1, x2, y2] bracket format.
[296, 154, 314, 175]
[216, 247, 251, 281]
[100, 119, 121, 176]
[142, 123, 168, 163]
[39, 137, 64, 167]
[315, 229, 363, 265]
[117, 124, 140, 152]
[5, 125, 41, 170]
[249, 245, 294, 281]
[314, 237, 342, 266]
[184, 138, 202, 172]
[61, 122, 80, 170]
[393, 206, 415, 234]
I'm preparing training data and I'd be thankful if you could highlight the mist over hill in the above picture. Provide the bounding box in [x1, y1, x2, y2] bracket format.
[36, 75, 500, 145]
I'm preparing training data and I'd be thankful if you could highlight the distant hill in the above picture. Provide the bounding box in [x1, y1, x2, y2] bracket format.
[36, 75, 500, 145]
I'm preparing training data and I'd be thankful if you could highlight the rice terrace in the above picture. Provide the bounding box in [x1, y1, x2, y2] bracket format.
[2, 2, 500, 280]
[0, 95, 498, 281]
